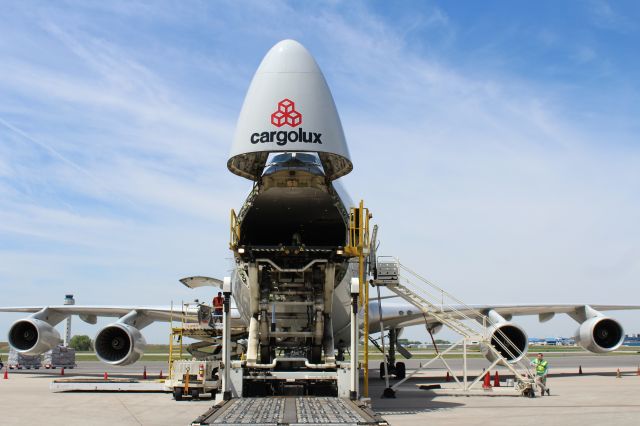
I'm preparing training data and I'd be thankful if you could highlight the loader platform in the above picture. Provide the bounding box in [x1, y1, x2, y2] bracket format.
[191, 397, 387, 425]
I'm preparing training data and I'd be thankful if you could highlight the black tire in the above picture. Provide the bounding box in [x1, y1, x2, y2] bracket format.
[379, 362, 386, 379]
[173, 387, 184, 401]
[190, 388, 200, 400]
[395, 362, 406, 380]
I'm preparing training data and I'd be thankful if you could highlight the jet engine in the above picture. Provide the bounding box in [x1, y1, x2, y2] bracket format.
[575, 316, 624, 353]
[95, 323, 146, 366]
[479, 310, 528, 363]
[8, 318, 61, 355]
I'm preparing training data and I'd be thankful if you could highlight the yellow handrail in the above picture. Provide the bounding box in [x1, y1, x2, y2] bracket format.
[344, 200, 372, 397]
[230, 209, 241, 249]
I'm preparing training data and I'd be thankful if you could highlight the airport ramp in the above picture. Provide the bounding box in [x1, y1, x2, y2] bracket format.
[191, 397, 387, 425]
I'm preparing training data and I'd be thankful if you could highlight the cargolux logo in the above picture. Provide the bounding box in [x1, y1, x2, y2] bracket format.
[250, 98, 322, 146]
[271, 99, 302, 128]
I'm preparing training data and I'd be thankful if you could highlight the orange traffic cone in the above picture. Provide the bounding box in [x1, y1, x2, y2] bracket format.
[60, 368, 65, 376]
[143, 366, 147, 380]
[159, 370, 163, 379]
[482, 372, 492, 389]
[3, 368, 8, 380]
[578, 365, 583, 375]
[104, 372, 108, 380]
[445, 371, 451, 382]
[493, 371, 500, 387]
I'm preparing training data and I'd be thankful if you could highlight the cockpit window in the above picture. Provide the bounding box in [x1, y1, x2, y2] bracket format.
[263, 152, 325, 176]
[267, 152, 321, 166]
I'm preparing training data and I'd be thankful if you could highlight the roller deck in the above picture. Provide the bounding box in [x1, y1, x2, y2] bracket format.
[191, 397, 387, 426]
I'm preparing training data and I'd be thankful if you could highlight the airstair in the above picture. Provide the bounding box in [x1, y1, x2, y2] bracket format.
[372, 256, 539, 396]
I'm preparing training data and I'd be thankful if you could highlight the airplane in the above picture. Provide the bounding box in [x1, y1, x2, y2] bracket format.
[2, 40, 638, 390]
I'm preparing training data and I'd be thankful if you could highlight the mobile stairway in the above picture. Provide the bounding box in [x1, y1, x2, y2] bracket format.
[372, 257, 541, 397]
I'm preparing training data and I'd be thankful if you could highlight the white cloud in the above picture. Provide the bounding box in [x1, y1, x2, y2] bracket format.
[588, 0, 636, 32]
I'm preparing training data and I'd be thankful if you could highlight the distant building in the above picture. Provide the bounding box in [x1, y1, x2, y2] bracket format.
[623, 334, 640, 346]
[529, 337, 575, 346]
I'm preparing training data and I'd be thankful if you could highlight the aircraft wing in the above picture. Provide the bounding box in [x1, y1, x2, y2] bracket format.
[370, 302, 640, 331]
[0, 305, 188, 322]
[0, 305, 244, 323]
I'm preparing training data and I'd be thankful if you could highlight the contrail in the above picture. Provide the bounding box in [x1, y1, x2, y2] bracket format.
[0, 116, 134, 207]
[0, 116, 94, 178]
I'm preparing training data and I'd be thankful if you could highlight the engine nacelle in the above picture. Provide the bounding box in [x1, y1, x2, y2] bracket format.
[575, 316, 624, 353]
[8, 318, 61, 355]
[95, 323, 146, 366]
[480, 322, 529, 364]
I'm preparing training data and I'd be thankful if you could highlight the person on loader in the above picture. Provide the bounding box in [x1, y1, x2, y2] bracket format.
[531, 352, 550, 396]
[213, 292, 224, 323]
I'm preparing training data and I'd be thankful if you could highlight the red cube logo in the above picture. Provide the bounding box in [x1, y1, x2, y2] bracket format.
[278, 99, 295, 114]
[271, 111, 286, 127]
[286, 111, 302, 127]
[271, 99, 302, 127]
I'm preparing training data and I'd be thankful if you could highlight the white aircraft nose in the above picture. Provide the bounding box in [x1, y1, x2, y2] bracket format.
[228, 39, 353, 181]
[257, 39, 321, 74]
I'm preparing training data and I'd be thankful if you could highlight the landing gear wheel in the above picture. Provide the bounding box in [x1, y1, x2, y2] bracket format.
[395, 362, 406, 380]
[173, 387, 184, 401]
[190, 388, 200, 400]
[379, 362, 386, 380]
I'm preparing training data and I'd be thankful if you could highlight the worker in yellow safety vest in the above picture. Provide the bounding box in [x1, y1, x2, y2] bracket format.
[531, 352, 550, 396]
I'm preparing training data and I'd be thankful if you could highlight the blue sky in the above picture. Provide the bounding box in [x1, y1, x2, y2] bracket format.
[1, 0, 639, 343]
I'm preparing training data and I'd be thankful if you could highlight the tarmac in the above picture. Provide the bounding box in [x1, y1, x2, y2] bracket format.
[0, 356, 639, 425]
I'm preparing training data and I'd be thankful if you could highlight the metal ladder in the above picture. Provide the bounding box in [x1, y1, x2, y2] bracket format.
[373, 257, 538, 394]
